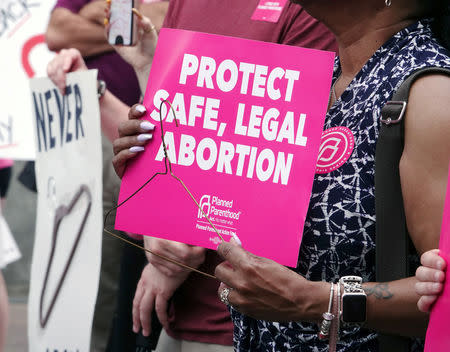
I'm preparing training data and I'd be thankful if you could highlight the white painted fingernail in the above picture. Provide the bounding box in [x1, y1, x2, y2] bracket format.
[137, 133, 153, 142]
[140, 121, 155, 131]
[231, 233, 242, 246]
[135, 104, 146, 113]
[130, 146, 145, 153]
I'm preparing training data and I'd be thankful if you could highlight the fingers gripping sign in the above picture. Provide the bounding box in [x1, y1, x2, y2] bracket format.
[415, 249, 447, 313]
[112, 104, 155, 179]
[47, 49, 88, 95]
[215, 238, 324, 323]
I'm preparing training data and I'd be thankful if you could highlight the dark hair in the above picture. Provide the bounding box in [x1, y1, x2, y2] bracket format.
[432, 0, 450, 50]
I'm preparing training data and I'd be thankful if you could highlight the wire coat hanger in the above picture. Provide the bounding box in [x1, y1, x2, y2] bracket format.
[40, 184, 92, 328]
[104, 99, 225, 280]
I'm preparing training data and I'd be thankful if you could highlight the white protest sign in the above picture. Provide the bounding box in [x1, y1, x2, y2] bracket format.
[28, 70, 102, 352]
[0, 213, 21, 268]
[0, 0, 56, 159]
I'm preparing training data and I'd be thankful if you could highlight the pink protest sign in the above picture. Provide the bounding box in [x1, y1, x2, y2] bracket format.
[251, 0, 288, 23]
[425, 164, 450, 351]
[115, 28, 335, 267]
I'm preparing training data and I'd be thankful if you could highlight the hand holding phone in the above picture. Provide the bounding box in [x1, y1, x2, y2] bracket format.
[108, 0, 136, 46]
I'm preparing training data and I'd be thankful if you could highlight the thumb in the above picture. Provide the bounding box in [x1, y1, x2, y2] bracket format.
[230, 233, 242, 247]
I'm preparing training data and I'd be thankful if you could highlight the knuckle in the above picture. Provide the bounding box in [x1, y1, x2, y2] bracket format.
[239, 259, 253, 274]
[178, 251, 192, 263]
[414, 282, 421, 294]
[213, 265, 222, 279]
[236, 280, 251, 294]
[426, 282, 435, 292]
[149, 250, 164, 260]
[155, 304, 163, 314]
[415, 266, 425, 278]
[220, 243, 233, 260]
[421, 251, 432, 266]
[118, 121, 128, 135]
[112, 155, 120, 167]
[112, 139, 125, 155]
[166, 267, 183, 277]
[416, 282, 425, 294]
[194, 248, 206, 259]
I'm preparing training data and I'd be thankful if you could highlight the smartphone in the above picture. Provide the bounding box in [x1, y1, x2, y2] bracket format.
[108, 0, 135, 46]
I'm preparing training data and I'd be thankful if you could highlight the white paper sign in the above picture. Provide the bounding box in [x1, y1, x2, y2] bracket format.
[28, 70, 103, 352]
[0, 213, 21, 268]
[0, 0, 56, 159]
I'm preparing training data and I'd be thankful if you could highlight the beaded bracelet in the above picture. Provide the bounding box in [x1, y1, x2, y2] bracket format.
[328, 283, 341, 352]
[318, 282, 335, 340]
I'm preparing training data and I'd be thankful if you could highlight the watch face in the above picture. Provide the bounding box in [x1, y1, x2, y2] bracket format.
[342, 294, 367, 323]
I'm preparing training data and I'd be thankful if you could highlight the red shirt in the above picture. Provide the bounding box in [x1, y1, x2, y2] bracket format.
[162, 0, 337, 346]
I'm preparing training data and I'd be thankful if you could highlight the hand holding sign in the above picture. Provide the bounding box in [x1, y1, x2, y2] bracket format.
[29, 70, 102, 351]
[415, 249, 446, 313]
[425, 164, 450, 351]
[116, 29, 335, 266]
[47, 49, 88, 95]
[215, 238, 329, 322]
[112, 104, 155, 178]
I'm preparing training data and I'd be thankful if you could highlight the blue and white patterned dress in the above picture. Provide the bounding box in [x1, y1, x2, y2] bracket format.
[231, 19, 450, 352]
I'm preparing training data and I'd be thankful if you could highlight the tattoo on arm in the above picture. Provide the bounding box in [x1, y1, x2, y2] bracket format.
[363, 283, 393, 299]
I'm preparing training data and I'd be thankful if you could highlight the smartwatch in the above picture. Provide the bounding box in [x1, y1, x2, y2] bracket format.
[339, 276, 367, 325]
[97, 79, 106, 99]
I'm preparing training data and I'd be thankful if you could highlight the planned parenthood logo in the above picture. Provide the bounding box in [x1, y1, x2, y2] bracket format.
[316, 126, 354, 174]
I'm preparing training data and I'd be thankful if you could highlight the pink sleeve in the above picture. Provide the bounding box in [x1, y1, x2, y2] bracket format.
[0, 159, 13, 170]
[140, 0, 168, 3]
[126, 232, 144, 241]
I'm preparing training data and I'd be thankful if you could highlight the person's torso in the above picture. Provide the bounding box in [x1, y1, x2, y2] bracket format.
[231, 19, 450, 352]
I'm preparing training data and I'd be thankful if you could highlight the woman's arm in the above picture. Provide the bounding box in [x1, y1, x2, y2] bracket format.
[214, 74, 450, 337]
[364, 74, 450, 335]
[401, 75, 450, 254]
[214, 241, 428, 336]
[342, 75, 450, 337]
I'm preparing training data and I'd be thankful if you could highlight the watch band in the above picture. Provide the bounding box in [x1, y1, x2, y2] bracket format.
[328, 282, 340, 352]
[340, 276, 367, 325]
[340, 275, 364, 293]
[97, 79, 106, 99]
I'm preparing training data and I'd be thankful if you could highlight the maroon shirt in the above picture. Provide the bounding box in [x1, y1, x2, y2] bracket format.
[53, 0, 141, 106]
[162, 0, 337, 346]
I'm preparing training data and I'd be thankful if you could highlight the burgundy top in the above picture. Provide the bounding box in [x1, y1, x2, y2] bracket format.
[53, 0, 141, 106]
[162, 0, 337, 346]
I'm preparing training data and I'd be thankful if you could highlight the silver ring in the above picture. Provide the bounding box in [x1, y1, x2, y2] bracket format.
[219, 287, 232, 306]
